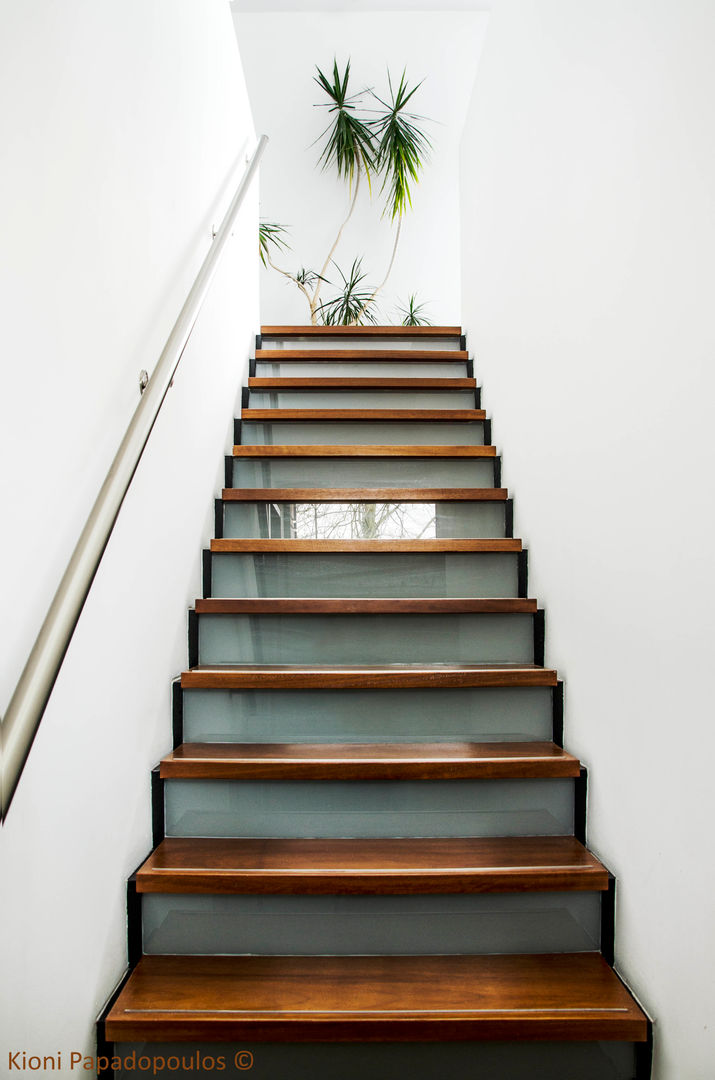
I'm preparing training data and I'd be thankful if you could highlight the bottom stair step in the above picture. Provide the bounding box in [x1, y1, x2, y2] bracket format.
[106, 953, 648, 1043]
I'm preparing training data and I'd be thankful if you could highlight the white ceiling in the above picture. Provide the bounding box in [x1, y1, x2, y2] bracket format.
[231, 0, 490, 11]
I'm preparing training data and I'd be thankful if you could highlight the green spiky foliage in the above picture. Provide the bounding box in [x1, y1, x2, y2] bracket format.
[258, 221, 290, 267]
[313, 60, 374, 183]
[315, 259, 378, 326]
[260, 60, 433, 324]
[295, 267, 329, 290]
[370, 70, 431, 219]
[396, 294, 432, 327]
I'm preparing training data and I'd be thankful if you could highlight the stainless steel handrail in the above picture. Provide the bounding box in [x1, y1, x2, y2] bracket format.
[0, 134, 269, 821]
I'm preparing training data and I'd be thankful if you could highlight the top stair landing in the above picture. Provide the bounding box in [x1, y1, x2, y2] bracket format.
[259, 325, 465, 353]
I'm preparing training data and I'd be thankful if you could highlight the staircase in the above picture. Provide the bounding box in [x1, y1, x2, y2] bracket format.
[99, 326, 651, 1079]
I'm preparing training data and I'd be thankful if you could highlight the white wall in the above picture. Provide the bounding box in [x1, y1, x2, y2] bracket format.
[0, 1, 257, 1068]
[460, 2, 715, 1076]
[233, 9, 488, 326]
[233, 0, 492, 10]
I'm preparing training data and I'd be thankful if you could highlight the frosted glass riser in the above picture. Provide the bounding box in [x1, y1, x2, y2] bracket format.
[180, 686, 557, 744]
[232, 458, 495, 488]
[196, 613, 536, 666]
[256, 361, 469, 377]
[240, 421, 486, 446]
[248, 390, 477, 409]
[142, 892, 601, 957]
[221, 503, 507, 540]
[260, 336, 464, 351]
[211, 552, 518, 599]
[113, 1041, 637, 1080]
[164, 779, 574, 839]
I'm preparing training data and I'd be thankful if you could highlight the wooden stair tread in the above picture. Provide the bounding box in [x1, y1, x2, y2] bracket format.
[248, 377, 476, 389]
[232, 444, 496, 457]
[254, 350, 468, 361]
[254, 355, 467, 364]
[210, 539, 522, 553]
[242, 408, 484, 420]
[221, 487, 507, 502]
[105, 953, 648, 1041]
[135, 835, 604, 894]
[261, 325, 462, 337]
[160, 740, 579, 781]
[194, 598, 537, 614]
[181, 664, 559, 690]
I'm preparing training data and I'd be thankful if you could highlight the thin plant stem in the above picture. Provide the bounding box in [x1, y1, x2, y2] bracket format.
[356, 213, 402, 320]
[312, 149, 365, 311]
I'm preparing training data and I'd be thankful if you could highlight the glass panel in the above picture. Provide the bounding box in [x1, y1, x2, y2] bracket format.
[143, 892, 600, 956]
[232, 458, 494, 488]
[197, 613, 534, 666]
[211, 552, 518, 599]
[248, 390, 476, 408]
[261, 335, 463, 351]
[165, 778, 574, 838]
[256, 360, 468, 377]
[116, 1042, 636, 1080]
[222, 501, 505, 539]
[240, 421, 485, 446]
[181, 686, 555, 744]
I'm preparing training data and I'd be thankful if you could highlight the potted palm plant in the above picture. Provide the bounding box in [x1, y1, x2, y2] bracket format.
[259, 59, 432, 326]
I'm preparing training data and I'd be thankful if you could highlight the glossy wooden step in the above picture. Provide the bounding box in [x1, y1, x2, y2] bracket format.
[180, 664, 559, 691]
[105, 953, 649, 1042]
[195, 599, 537, 615]
[232, 444, 496, 458]
[261, 325, 462, 338]
[210, 539, 522, 553]
[248, 377, 476, 389]
[160, 741, 579, 782]
[221, 487, 507, 502]
[254, 351, 468, 362]
[136, 835, 604, 895]
[242, 408, 484, 421]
